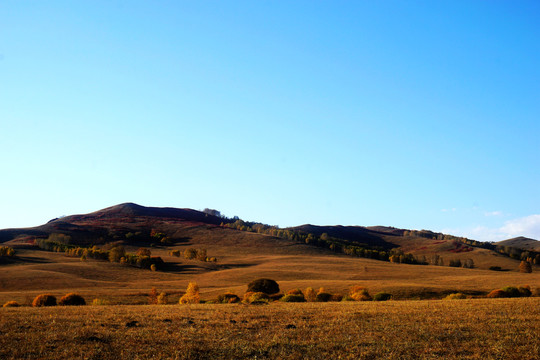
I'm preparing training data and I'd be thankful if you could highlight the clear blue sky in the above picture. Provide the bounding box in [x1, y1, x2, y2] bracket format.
[1, 1, 539, 242]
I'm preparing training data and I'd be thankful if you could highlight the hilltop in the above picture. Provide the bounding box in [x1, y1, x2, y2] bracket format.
[496, 236, 540, 252]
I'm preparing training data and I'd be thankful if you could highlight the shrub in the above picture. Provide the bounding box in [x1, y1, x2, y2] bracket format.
[287, 288, 304, 296]
[149, 288, 158, 305]
[280, 294, 306, 302]
[32, 294, 57, 307]
[341, 295, 355, 302]
[519, 261, 532, 273]
[304, 287, 317, 302]
[487, 289, 509, 298]
[316, 292, 333, 302]
[444, 293, 466, 300]
[59, 293, 86, 306]
[373, 292, 393, 301]
[179, 282, 200, 304]
[501, 286, 521, 298]
[243, 292, 270, 304]
[92, 298, 109, 306]
[350, 286, 372, 301]
[157, 292, 169, 305]
[247, 278, 280, 295]
[217, 292, 240, 304]
[3, 301, 20, 307]
[518, 285, 532, 297]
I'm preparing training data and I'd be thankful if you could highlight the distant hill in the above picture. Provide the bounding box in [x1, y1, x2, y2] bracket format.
[0, 203, 536, 272]
[0, 203, 226, 246]
[495, 236, 540, 252]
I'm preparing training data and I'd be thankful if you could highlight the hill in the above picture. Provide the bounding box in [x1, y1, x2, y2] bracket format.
[496, 236, 540, 252]
[0, 203, 538, 305]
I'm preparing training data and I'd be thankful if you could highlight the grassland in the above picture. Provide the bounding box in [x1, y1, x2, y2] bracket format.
[1, 299, 539, 359]
[1, 244, 539, 305]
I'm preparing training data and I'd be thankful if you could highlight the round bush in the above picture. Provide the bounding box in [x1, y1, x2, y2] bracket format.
[501, 286, 520, 298]
[316, 292, 332, 302]
[217, 293, 240, 304]
[59, 293, 86, 306]
[373, 292, 393, 301]
[487, 289, 508, 298]
[32, 294, 57, 307]
[247, 278, 280, 295]
[280, 294, 306, 302]
[3, 301, 20, 307]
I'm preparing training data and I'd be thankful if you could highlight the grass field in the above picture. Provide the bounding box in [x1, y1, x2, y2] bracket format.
[1, 298, 539, 359]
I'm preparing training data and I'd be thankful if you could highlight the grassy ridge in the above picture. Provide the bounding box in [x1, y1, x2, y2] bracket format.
[1, 299, 539, 359]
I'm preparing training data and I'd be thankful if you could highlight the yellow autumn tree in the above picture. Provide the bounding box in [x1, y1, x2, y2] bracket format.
[179, 282, 200, 304]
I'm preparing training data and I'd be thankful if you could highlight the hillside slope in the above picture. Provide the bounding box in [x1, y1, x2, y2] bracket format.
[496, 237, 540, 252]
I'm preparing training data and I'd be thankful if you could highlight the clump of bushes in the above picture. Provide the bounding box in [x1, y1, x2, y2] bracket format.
[350, 286, 372, 301]
[3, 301, 20, 307]
[487, 285, 532, 298]
[373, 292, 393, 301]
[247, 278, 280, 295]
[217, 292, 240, 304]
[444, 293, 467, 300]
[59, 293, 86, 306]
[32, 294, 57, 307]
[179, 282, 200, 304]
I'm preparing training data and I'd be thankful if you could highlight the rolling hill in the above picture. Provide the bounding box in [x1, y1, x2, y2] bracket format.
[0, 203, 538, 305]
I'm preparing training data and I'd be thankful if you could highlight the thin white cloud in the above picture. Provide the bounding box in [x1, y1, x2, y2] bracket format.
[484, 211, 503, 217]
[442, 214, 540, 242]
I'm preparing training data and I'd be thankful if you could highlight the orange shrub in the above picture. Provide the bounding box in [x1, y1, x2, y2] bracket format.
[487, 289, 508, 298]
[350, 286, 372, 301]
[32, 294, 57, 307]
[3, 301, 20, 307]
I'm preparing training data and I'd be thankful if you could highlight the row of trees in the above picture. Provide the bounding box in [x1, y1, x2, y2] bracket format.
[221, 220, 425, 264]
[169, 248, 217, 262]
[36, 236, 164, 271]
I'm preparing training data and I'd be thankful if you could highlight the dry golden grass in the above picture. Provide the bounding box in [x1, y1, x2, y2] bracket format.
[1, 245, 539, 305]
[0, 299, 539, 359]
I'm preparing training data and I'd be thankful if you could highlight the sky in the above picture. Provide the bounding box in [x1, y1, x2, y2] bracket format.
[1, 1, 539, 242]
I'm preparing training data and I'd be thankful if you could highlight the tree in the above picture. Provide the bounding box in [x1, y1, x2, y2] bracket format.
[179, 282, 200, 304]
[247, 278, 280, 295]
[519, 260, 532, 273]
[108, 246, 125, 263]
